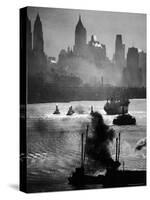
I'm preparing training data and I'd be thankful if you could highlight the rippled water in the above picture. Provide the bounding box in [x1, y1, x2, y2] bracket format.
[26, 99, 146, 192]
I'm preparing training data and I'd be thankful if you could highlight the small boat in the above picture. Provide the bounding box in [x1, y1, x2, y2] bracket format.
[53, 105, 60, 114]
[66, 106, 75, 116]
[113, 113, 136, 125]
[104, 98, 130, 115]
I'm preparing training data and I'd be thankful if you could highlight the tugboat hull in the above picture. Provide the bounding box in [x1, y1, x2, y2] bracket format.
[68, 170, 146, 187]
[113, 114, 136, 125]
[53, 111, 60, 114]
[103, 170, 146, 187]
[68, 174, 104, 186]
[104, 105, 128, 115]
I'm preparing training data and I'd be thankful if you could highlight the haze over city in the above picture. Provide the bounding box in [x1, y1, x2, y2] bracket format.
[28, 7, 146, 60]
[25, 7, 146, 103]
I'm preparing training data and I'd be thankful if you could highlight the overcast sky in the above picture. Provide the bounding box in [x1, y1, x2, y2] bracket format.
[28, 6, 146, 60]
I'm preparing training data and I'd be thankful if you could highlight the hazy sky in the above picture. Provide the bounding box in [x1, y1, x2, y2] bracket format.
[28, 7, 146, 60]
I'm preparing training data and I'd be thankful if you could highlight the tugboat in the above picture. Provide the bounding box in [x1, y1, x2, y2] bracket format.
[66, 106, 75, 116]
[113, 107, 136, 125]
[53, 105, 60, 114]
[68, 125, 105, 185]
[68, 129, 146, 187]
[104, 97, 130, 115]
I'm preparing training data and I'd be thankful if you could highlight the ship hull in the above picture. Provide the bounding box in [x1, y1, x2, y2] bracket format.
[103, 170, 146, 187]
[104, 105, 128, 115]
[113, 114, 136, 125]
[68, 170, 146, 187]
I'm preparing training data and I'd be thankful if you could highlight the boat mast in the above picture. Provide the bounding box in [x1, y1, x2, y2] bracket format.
[115, 132, 121, 162]
[81, 125, 89, 168]
[81, 132, 84, 168]
[84, 125, 89, 163]
[118, 132, 121, 161]
[116, 137, 118, 161]
[123, 161, 125, 171]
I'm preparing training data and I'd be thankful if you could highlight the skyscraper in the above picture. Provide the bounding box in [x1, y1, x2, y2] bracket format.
[139, 51, 146, 87]
[123, 47, 141, 87]
[113, 34, 125, 68]
[74, 15, 87, 56]
[33, 13, 44, 52]
[28, 13, 47, 75]
[127, 47, 139, 70]
[26, 15, 32, 53]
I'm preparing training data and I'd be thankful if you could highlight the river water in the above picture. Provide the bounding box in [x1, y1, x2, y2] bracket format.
[26, 99, 146, 192]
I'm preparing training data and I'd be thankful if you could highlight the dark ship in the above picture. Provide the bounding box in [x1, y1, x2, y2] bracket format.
[113, 105, 136, 125]
[104, 98, 130, 115]
[68, 129, 146, 187]
[113, 114, 136, 125]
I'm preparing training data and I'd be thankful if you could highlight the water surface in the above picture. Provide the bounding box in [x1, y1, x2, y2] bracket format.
[26, 99, 146, 192]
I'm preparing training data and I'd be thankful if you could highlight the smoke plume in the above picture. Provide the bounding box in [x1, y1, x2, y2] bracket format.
[74, 105, 85, 114]
[86, 112, 116, 168]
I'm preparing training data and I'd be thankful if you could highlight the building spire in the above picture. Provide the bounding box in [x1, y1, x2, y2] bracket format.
[74, 13, 87, 52]
[76, 14, 84, 29]
[36, 12, 40, 20]
[33, 12, 44, 52]
[79, 14, 81, 21]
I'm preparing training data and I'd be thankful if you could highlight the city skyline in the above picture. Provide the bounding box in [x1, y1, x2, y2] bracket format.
[20, 6, 147, 194]
[27, 7, 146, 60]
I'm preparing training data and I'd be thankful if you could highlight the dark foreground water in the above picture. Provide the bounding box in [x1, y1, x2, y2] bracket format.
[26, 99, 146, 192]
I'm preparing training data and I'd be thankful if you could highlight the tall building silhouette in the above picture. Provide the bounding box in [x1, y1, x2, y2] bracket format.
[139, 51, 146, 87]
[123, 47, 141, 87]
[26, 15, 32, 53]
[27, 13, 47, 75]
[113, 34, 125, 68]
[26, 11, 146, 88]
[127, 47, 139, 70]
[33, 13, 44, 52]
[59, 15, 106, 65]
[58, 15, 109, 85]
[74, 15, 87, 56]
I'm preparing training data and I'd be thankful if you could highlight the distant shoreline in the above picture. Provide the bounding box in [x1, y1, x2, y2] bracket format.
[27, 86, 146, 104]
[26, 97, 146, 105]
